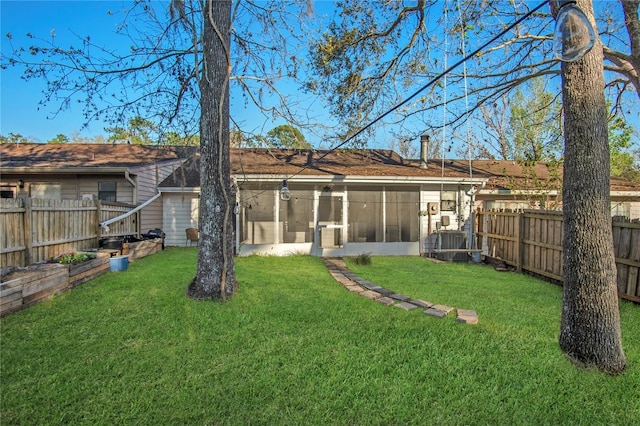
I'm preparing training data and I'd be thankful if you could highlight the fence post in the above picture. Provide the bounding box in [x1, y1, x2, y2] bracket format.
[95, 199, 102, 239]
[517, 212, 525, 272]
[22, 196, 33, 266]
[136, 209, 141, 237]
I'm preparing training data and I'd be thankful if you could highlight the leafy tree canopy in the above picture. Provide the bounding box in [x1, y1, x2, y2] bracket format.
[265, 124, 311, 149]
[0, 132, 35, 144]
[47, 133, 70, 144]
[105, 116, 156, 145]
[609, 112, 640, 181]
[306, 1, 639, 154]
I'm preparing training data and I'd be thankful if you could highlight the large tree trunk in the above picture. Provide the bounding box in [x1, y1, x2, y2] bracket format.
[559, 0, 625, 374]
[189, 0, 237, 301]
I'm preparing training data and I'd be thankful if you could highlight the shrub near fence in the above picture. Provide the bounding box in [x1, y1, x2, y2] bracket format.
[0, 198, 138, 268]
[476, 209, 640, 303]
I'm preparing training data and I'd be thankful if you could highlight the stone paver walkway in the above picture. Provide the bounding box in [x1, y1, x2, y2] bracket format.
[323, 257, 478, 325]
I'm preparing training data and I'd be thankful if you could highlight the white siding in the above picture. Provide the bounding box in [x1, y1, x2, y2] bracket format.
[419, 184, 472, 254]
[631, 202, 640, 220]
[163, 193, 199, 246]
[78, 176, 134, 204]
[2, 175, 81, 200]
[132, 159, 185, 233]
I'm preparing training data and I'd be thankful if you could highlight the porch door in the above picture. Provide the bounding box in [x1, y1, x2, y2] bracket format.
[315, 192, 345, 256]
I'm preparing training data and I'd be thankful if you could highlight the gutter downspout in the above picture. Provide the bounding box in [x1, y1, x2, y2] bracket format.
[100, 191, 162, 232]
[124, 170, 137, 204]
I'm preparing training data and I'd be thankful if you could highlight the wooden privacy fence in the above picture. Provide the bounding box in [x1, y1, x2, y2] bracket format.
[1, 198, 138, 268]
[476, 210, 640, 303]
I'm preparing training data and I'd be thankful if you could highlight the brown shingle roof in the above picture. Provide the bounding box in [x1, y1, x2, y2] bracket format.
[470, 160, 640, 192]
[159, 148, 490, 187]
[231, 149, 484, 178]
[0, 143, 196, 170]
[158, 149, 640, 193]
[3, 144, 637, 193]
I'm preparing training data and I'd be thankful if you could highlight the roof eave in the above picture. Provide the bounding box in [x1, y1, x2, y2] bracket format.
[2, 167, 133, 174]
[233, 173, 488, 185]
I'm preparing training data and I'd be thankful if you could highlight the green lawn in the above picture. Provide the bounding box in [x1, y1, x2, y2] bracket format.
[1, 249, 639, 424]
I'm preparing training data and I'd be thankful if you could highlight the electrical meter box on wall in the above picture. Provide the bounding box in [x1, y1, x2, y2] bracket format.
[440, 192, 456, 211]
[427, 202, 439, 215]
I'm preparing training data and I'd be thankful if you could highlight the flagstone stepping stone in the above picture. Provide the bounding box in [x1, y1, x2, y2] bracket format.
[424, 305, 454, 318]
[376, 297, 395, 306]
[330, 272, 349, 281]
[358, 281, 378, 290]
[424, 308, 448, 318]
[395, 302, 418, 311]
[375, 288, 394, 297]
[456, 309, 478, 324]
[390, 293, 411, 302]
[410, 299, 433, 309]
[361, 290, 381, 300]
[335, 276, 355, 286]
[431, 304, 454, 315]
[346, 285, 364, 293]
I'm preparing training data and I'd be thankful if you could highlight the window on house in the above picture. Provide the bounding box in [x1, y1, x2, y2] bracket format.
[1, 187, 15, 198]
[98, 182, 117, 202]
[385, 190, 419, 242]
[30, 183, 62, 200]
[240, 189, 276, 244]
[279, 189, 314, 243]
[441, 191, 457, 212]
[348, 190, 383, 242]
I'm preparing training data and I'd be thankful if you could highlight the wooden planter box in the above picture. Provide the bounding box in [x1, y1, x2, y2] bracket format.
[1, 263, 69, 317]
[0, 242, 162, 317]
[68, 254, 110, 288]
[0, 253, 111, 316]
[127, 238, 163, 260]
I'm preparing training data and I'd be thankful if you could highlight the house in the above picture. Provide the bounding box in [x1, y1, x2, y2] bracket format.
[3, 142, 638, 258]
[159, 148, 490, 256]
[159, 147, 640, 257]
[0, 143, 195, 234]
[470, 160, 640, 218]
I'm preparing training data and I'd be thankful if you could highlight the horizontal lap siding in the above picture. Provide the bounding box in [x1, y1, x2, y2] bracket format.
[133, 160, 185, 233]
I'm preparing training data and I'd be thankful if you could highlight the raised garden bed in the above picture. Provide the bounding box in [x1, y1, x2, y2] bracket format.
[68, 255, 110, 288]
[1, 252, 110, 317]
[127, 238, 163, 260]
[1, 263, 69, 316]
[1, 239, 164, 317]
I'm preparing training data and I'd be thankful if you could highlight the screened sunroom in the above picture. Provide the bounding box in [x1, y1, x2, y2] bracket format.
[158, 148, 488, 255]
[237, 183, 421, 257]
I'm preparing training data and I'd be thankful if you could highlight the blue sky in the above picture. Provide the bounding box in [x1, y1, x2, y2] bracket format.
[1, 1, 129, 141]
[1, 0, 333, 144]
[2, 1, 638, 151]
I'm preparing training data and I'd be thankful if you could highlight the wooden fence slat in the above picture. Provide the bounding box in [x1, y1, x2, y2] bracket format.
[476, 209, 640, 302]
[1, 198, 138, 267]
